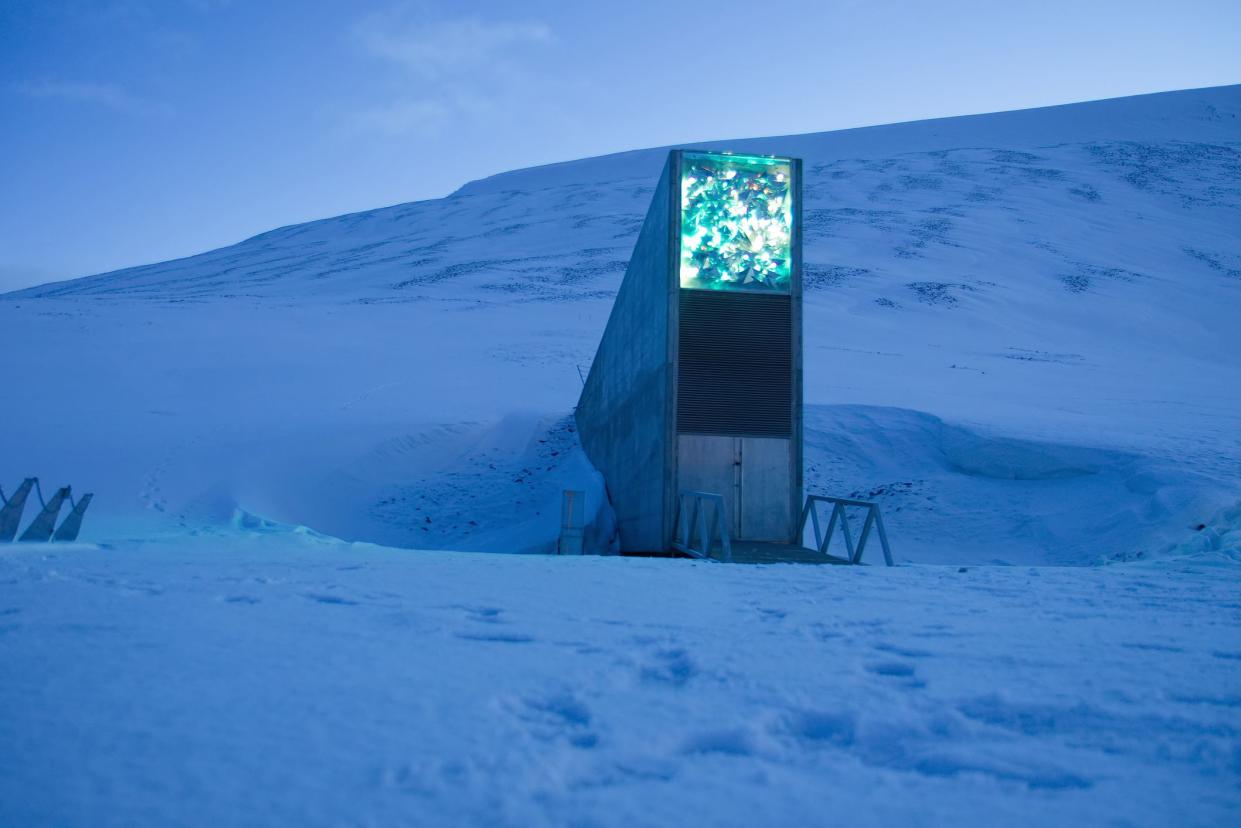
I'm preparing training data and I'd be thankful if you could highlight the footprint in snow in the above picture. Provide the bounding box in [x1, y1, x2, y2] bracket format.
[453, 605, 504, 623]
[454, 630, 535, 644]
[869, 661, 917, 678]
[867, 661, 926, 689]
[874, 642, 932, 658]
[1121, 642, 1184, 653]
[680, 727, 757, 757]
[304, 593, 359, 606]
[640, 648, 696, 687]
[512, 691, 598, 748]
[778, 709, 857, 748]
[910, 752, 1092, 791]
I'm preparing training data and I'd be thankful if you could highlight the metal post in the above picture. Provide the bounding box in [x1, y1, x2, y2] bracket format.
[836, 502, 856, 561]
[558, 490, 585, 555]
[717, 500, 733, 563]
[821, 501, 840, 556]
[19, 486, 70, 542]
[53, 493, 93, 542]
[806, 498, 822, 551]
[0, 478, 37, 543]
[855, 507, 877, 564]
[873, 508, 894, 566]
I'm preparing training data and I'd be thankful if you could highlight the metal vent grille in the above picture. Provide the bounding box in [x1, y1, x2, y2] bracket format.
[677, 290, 792, 437]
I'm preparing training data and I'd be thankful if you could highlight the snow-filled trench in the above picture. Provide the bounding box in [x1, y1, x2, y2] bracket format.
[1, 298, 1237, 565]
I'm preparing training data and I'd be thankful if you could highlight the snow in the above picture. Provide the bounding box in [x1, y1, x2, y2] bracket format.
[1, 85, 1241, 823]
[1, 531, 1239, 826]
[3, 85, 1240, 561]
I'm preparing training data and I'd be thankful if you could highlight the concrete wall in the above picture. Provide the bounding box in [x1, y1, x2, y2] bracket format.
[575, 155, 676, 552]
[578, 151, 805, 552]
[671, 157, 805, 546]
[790, 157, 805, 539]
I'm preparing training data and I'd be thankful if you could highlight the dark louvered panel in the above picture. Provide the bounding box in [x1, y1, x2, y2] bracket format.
[677, 290, 792, 437]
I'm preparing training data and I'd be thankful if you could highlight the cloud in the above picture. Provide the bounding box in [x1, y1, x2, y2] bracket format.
[353, 8, 553, 82]
[344, 4, 557, 137]
[15, 79, 162, 114]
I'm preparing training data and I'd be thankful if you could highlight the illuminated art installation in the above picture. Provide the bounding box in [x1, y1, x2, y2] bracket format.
[679, 152, 793, 292]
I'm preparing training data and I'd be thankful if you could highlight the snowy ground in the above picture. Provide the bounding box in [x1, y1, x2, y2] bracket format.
[3, 84, 1240, 562]
[2, 86, 1241, 824]
[2, 532, 1239, 826]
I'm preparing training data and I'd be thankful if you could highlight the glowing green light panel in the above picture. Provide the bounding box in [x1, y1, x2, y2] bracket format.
[679, 152, 793, 292]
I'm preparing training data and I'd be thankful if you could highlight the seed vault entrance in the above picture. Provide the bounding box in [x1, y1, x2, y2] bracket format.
[677, 436, 792, 541]
[575, 149, 803, 553]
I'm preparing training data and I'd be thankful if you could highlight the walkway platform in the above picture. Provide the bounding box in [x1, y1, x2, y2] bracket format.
[721, 542, 853, 566]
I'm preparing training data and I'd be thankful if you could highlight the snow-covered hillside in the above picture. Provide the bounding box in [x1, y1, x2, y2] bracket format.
[3, 86, 1241, 828]
[3, 84, 1241, 562]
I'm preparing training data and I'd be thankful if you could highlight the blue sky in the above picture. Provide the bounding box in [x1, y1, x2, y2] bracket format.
[2, 0, 1239, 292]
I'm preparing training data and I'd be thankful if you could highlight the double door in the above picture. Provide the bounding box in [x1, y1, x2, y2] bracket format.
[676, 434, 793, 542]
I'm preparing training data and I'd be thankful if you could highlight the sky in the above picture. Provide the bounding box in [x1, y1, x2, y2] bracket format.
[2, 0, 1239, 292]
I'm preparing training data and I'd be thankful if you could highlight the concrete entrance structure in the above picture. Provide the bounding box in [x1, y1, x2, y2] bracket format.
[576, 149, 803, 553]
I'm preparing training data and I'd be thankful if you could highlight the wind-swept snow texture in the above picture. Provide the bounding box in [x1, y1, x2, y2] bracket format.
[3, 84, 1241, 561]
[1, 534, 1240, 826]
